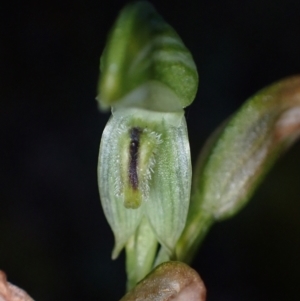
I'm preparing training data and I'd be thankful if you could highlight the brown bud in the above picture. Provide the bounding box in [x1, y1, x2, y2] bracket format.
[120, 261, 206, 301]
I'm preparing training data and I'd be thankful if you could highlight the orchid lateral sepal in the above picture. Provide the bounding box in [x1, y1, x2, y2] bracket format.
[98, 108, 191, 259]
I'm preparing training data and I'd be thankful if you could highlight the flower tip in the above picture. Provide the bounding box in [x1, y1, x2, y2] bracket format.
[112, 244, 123, 260]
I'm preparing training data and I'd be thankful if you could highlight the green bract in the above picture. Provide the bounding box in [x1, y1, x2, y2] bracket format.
[176, 75, 300, 263]
[97, 1, 197, 287]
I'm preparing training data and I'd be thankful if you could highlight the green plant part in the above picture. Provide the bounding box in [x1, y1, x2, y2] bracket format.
[97, 0, 300, 296]
[97, 1, 198, 288]
[176, 75, 300, 263]
[96, 1, 198, 112]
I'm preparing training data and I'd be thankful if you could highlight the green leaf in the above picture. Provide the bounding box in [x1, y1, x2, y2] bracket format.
[97, 1, 198, 112]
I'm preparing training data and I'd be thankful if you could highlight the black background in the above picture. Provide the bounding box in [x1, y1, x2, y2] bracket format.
[1, 0, 300, 300]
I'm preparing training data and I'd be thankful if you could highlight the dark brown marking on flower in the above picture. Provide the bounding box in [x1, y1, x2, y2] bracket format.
[129, 127, 142, 190]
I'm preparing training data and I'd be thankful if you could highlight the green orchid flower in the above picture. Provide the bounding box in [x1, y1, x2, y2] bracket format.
[97, 1, 198, 287]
